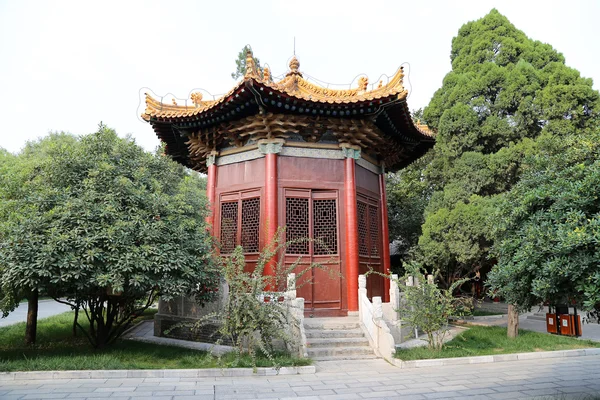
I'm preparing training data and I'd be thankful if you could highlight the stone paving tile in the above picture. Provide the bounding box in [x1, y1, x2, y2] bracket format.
[487, 392, 526, 399]
[318, 394, 362, 400]
[359, 390, 398, 398]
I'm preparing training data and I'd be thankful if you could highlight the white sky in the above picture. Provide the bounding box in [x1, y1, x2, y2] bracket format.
[1, 0, 598, 153]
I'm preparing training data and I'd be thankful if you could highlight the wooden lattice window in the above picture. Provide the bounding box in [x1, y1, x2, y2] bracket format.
[241, 198, 260, 253]
[220, 201, 238, 254]
[219, 191, 261, 254]
[313, 199, 338, 255]
[357, 202, 369, 256]
[285, 190, 338, 256]
[357, 197, 379, 258]
[285, 197, 309, 255]
[368, 205, 379, 257]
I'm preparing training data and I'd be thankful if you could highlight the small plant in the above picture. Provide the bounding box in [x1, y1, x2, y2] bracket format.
[397, 262, 472, 350]
[183, 228, 334, 370]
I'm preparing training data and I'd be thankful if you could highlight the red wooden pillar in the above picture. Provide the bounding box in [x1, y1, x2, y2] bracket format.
[343, 147, 360, 312]
[379, 172, 391, 303]
[259, 139, 283, 289]
[264, 152, 278, 281]
[205, 152, 218, 233]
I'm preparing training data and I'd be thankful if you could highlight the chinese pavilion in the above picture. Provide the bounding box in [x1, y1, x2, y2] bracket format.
[142, 51, 434, 317]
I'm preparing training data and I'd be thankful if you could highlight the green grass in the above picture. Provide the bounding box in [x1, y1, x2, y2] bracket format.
[472, 310, 505, 316]
[395, 325, 600, 361]
[0, 311, 310, 372]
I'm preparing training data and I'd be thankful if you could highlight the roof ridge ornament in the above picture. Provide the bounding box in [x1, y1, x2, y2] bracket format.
[286, 55, 303, 77]
[190, 92, 203, 108]
[245, 49, 259, 79]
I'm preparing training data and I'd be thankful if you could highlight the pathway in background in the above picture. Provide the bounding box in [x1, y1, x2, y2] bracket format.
[464, 307, 600, 342]
[1, 355, 599, 399]
[0, 299, 71, 327]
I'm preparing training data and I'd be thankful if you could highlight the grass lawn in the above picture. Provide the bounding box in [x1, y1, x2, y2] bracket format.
[395, 325, 600, 361]
[471, 310, 505, 316]
[0, 311, 310, 372]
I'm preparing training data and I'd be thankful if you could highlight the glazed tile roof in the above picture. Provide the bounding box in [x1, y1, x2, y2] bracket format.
[142, 50, 435, 172]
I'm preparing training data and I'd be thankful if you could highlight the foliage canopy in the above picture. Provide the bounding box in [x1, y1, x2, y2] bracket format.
[413, 9, 599, 287]
[0, 126, 218, 347]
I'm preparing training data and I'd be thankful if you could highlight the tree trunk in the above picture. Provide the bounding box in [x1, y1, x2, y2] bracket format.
[25, 290, 39, 345]
[507, 304, 519, 338]
[72, 306, 79, 337]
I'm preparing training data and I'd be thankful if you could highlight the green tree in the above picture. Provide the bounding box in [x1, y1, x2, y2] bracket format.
[416, 9, 599, 292]
[488, 128, 600, 318]
[0, 126, 219, 348]
[231, 45, 261, 80]
[386, 150, 433, 269]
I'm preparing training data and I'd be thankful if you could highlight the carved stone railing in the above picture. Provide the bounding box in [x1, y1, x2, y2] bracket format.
[358, 274, 398, 362]
[285, 273, 308, 358]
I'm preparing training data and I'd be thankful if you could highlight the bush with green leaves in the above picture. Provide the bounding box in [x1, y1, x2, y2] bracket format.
[0, 125, 218, 348]
[397, 262, 472, 350]
[188, 229, 333, 369]
[488, 128, 600, 317]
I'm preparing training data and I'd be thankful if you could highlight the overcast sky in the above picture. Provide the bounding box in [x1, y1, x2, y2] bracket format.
[1, 0, 598, 153]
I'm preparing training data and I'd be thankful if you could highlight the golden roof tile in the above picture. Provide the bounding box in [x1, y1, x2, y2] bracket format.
[142, 51, 409, 120]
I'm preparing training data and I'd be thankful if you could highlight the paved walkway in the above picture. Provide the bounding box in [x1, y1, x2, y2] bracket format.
[1, 355, 600, 399]
[0, 300, 72, 327]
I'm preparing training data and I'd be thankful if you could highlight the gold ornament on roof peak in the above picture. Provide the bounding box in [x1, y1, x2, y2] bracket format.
[358, 76, 368, 91]
[286, 55, 302, 77]
[191, 92, 203, 107]
[245, 49, 258, 78]
[289, 55, 299, 72]
[171, 98, 177, 106]
[263, 66, 271, 82]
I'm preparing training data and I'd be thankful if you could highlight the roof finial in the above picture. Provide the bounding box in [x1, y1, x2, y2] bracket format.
[245, 48, 257, 78]
[289, 55, 300, 73]
[263, 66, 271, 82]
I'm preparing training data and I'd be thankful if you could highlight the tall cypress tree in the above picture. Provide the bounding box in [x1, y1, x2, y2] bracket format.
[416, 9, 599, 289]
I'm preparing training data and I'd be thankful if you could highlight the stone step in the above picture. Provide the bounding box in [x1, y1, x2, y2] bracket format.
[313, 354, 379, 361]
[304, 317, 361, 330]
[307, 346, 375, 359]
[307, 337, 370, 348]
[305, 328, 365, 339]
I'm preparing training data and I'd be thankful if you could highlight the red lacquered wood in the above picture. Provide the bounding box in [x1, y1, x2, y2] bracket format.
[345, 157, 360, 311]
[264, 153, 278, 285]
[205, 163, 217, 233]
[379, 173, 391, 302]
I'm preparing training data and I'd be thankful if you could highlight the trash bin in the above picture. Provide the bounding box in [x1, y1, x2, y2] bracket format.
[546, 313, 558, 334]
[559, 314, 582, 337]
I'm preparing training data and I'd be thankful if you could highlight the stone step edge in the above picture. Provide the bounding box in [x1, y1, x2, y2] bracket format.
[393, 348, 600, 369]
[0, 366, 316, 381]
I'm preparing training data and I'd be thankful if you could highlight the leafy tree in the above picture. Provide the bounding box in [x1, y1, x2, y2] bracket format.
[0, 126, 219, 348]
[396, 262, 471, 350]
[416, 9, 599, 293]
[231, 45, 261, 80]
[386, 150, 433, 269]
[488, 128, 600, 318]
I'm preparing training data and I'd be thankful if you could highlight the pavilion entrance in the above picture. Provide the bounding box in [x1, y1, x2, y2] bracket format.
[283, 188, 343, 316]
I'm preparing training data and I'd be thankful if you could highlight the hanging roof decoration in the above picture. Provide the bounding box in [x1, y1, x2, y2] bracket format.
[142, 50, 434, 172]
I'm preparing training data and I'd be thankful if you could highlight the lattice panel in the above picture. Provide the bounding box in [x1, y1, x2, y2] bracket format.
[313, 199, 338, 255]
[357, 201, 369, 256]
[286, 197, 309, 254]
[241, 198, 260, 253]
[220, 201, 238, 254]
[369, 205, 379, 257]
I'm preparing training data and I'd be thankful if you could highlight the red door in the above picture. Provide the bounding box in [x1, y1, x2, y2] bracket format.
[283, 188, 342, 316]
[357, 195, 383, 300]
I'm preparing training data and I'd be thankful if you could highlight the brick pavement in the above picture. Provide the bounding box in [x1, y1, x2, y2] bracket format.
[1, 355, 600, 399]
